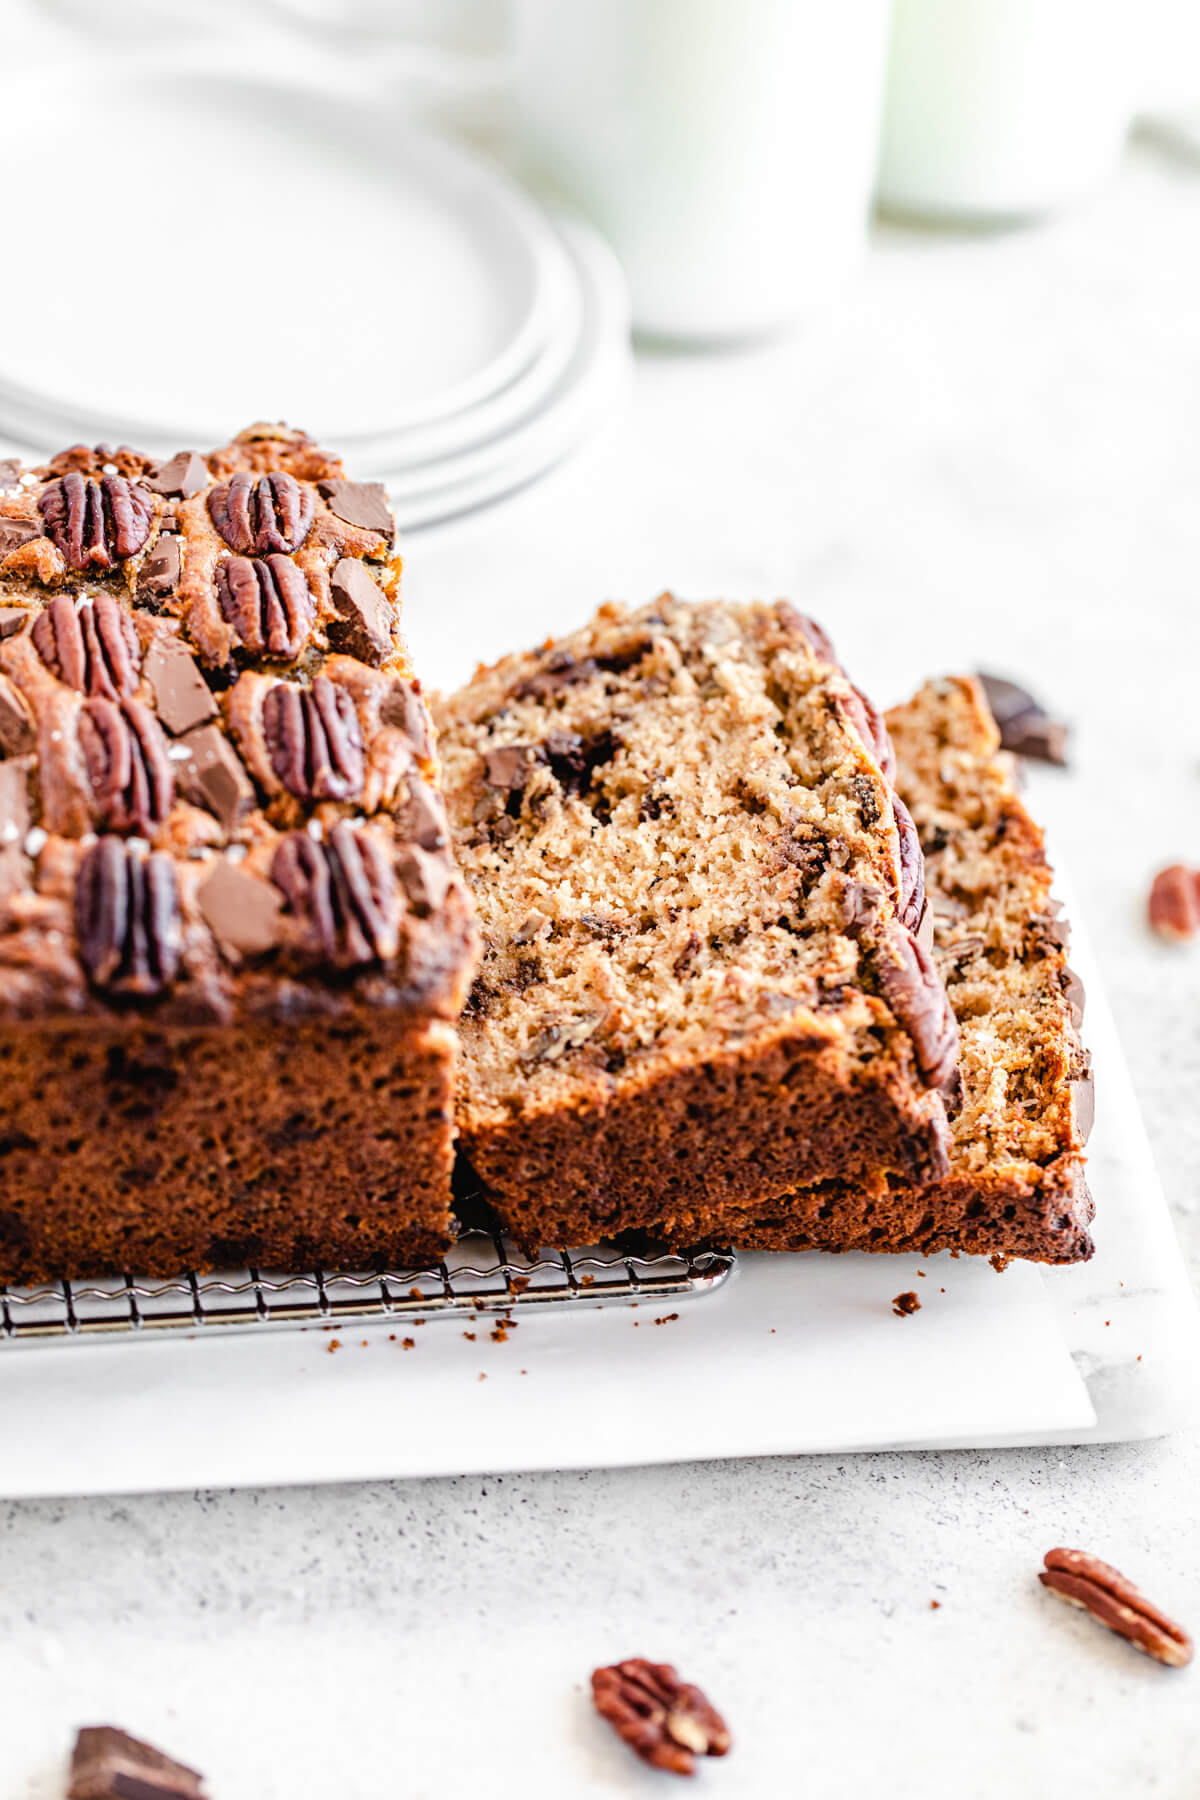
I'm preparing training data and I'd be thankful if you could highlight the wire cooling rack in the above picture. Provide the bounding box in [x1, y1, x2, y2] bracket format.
[0, 1232, 735, 1345]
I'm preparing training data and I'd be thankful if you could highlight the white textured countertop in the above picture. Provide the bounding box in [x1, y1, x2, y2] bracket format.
[6, 144, 1200, 1798]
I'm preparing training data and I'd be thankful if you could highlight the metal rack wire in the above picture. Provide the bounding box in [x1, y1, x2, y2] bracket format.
[0, 1232, 735, 1344]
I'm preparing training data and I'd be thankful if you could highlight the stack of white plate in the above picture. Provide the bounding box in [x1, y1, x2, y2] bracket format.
[0, 62, 632, 536]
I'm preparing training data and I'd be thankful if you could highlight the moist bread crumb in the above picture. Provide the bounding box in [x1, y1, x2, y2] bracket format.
[435, 594, 957, 1249]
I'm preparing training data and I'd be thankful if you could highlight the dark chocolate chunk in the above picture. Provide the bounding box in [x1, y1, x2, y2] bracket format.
[483, 742, 542, 790]
[317, 478, 393, 538]
[840, 880, 886, 932]
[0, 516, 40, 558]
[396, 844, 451, 915]
[397, 774, 448, 849]
[379, 676, 431, 758]
[977, 673, 1070, 766]
[137, 533, 182, 603]
[0, 671, 35, 756]
[873, 920, 959, 1094]
[1061, 963, 1086, 1028]
[67, 1723, 206, 1799]
[146, 451, 208, 500]
[198, 859, 283, 958]
[328, 557, 394, 665]
[0, 459, 20, 488]
[1070, 1053, 1095, 1142]
[144, 636, 218, 735]
[174, 724, 255, 834]
[0, 605, 28, 639]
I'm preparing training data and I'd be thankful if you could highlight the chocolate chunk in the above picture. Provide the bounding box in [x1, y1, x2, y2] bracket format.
[146, 451, 208, 500]
[977, 673, 1069, 766]
[174, 724, 255, 834]
[328, 558, 394, 665]
[0, 606, 28, 638]
[317, 478, 393, 538]
[1061, 964, 1086, 1028]
[873, 920, 959, 1094]
[0, 459, 20, 488]
[0, 517, 40, 559]
[397, 774, 448, 849]
[1070, 1055, 1095, 1142]
[379, 676, 432, 758]
[138, 533, 182, 603]
[483, 743, 542, 790]
[0, 757, 30, 896]
[198, 859, 283, 957]
[67, 1723, 206, 1799]
[396, 844, 451, 915]
[144, 636, 217, 735]
[840, 880, 887, 932]
[0, 671, 35, 756]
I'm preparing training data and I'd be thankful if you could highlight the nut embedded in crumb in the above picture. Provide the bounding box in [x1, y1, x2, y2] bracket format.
[1148, 865, 1200, 941]
[1039, 1547, 1193, 1667]
[892, 1290, 921, 1317]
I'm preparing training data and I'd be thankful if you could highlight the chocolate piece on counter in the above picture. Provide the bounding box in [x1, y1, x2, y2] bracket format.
[317, 478, 393, 538]
[977, 673, 1069, 766]
[0, 605, 28, 639]
[137, 533, 182, 604]
[67, 1723, 206, 1800]
[174, 724, 255, 834]
[198, 858, 283, 957]
[0, 671, 35, 756]
[328, 557, 394, 665]
[0, 459, 20, 488]
[0, 517, 40, 559]
[144, 636, 217, 735]
[396, 844, 451, 916]
[146, 451, 208, 500]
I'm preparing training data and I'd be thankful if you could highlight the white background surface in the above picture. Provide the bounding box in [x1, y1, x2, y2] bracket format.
[5, 141, 1200, 1800]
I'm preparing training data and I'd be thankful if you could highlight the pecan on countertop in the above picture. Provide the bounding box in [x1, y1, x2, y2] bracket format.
[591, 1659, 732, 1776]
[1039, 1548, 1193, 1667]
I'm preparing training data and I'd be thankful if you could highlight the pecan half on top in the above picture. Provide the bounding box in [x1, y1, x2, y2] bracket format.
[216, 554, 315, 660]
[79, 696, 174, 835]
[271, 820, 399, 966]
[38, 472, 154, 570]
[31, 593, 141, 699]
[591, 1660, 732, 1777]
[74, 836, 181, 996]
[263, 675, 364, 803]
[1040, 1548, 1193, 1667]
[207, 470, 314, 557]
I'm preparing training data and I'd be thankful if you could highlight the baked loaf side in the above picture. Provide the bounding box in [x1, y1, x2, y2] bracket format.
[436, 595, 958, 1248]
[0, 425, 477, 1282]
[709, 676, 1093, 1264]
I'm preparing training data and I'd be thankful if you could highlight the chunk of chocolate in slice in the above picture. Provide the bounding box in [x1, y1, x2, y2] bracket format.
[138, 533, 182, 604]
[328, 557, 394, 665]
[0, 605, 28, 639]
[318, 478, 393, 539]
[977, 672, 1069, 767]
[198, 858, 284, 958]
[0, 517, 40, 559]
[67, 1724, 207, 1800]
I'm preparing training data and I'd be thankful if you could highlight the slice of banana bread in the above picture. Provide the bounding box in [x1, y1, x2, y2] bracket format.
[435, 595, 958, 1249]
[0, 424, 478, 1283]
[706, 676, 1093, 1264]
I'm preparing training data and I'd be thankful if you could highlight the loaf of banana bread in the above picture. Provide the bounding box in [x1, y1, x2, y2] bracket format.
[693, 676, 1093, 1264]
[435, 595, 959, 1249]
[0, 424, 477, 1282]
